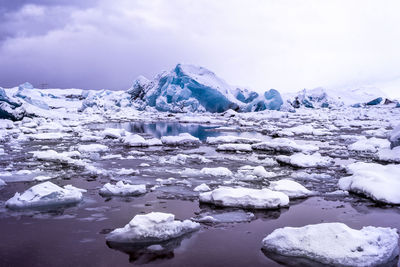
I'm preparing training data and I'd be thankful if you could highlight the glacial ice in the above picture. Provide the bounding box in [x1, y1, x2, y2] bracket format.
[339, 162, 400, 204]
[6, 181, 86, 209]
[252, 138, 319, 153]
[262, 223, 399, 267]
[268, 179, 314, 199]
[99, 181, 146, 196]
[106, 212, 200, 243]
[276, 152, 333, 168]
[199, 186, 289, 209]
[216, 143, 252, 152]
[161, 133, 201, 146]
[0, 87, 25, 121]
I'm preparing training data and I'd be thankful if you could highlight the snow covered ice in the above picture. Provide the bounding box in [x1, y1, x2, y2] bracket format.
[199, 187, 289, 209]
[99, 181, 146, 196]
[262, 222, 399, 267]
[6, 181, 86, 209]
[106, 212, 200, 243]
[268, 179, 314, 199]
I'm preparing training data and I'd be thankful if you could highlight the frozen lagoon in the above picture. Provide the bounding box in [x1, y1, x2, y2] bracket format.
[1, 109, 400, 266]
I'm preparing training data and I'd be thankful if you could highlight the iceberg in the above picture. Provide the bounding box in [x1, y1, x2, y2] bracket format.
[105, 212, 200, 243]
[6, 181, 86, 209]
[127, 64, 284, 113]
[199, 186, 289, 209]
[0, 87, 25, 121]
[14, 82, 49, 110]
[262, 223, 399, 267]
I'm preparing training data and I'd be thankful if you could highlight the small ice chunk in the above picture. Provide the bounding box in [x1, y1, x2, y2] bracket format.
[206, 135, 261, 145]
[216, 143, 252, 152]
[262, 223, 399, 267]
[78, 144, 109, 153]
[389, 124, 400, 148]
[101, 128, 126, 139]
[252, 166, 274, 178]
[99, 181, 146, 196]
[277, 152, 333, 168]
[161, 133, 201, 146]
[378, 147, 400, 163]
[193, 183, 211, 192]
[348, 136, 390, 153]
[199, 186, 289, 209]
[0, 178, 6, 186]
[339, 162, 400, 204]
[252, 138, 319, 153]
[192, 210, 255, 223]
[200, 167, 232, 177]
[106, 212, 200, 243]
[34, 175, 53, 181]
[5, 181, 85, 209]
[123, 134, 148, 147]
[268, 179, 314, 199]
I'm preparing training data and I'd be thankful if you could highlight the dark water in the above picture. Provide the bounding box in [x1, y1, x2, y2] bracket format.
[0, 121, 399, 267]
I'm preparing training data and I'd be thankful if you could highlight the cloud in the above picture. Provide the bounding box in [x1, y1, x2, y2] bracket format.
[0, 0, 399, 98]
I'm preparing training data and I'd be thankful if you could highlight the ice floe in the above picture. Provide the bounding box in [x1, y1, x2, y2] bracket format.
[99, 181, 146, 196]
[252, 138, 319, 153]
[276, 152, 333, 168]
[106, 212, 200, 243]
[199, 186, 289, 209]
[262, 222, 399, 267]
[161, 133, 201, 146]
[6, 181, 86, 209]
[268, 179, 314, 199]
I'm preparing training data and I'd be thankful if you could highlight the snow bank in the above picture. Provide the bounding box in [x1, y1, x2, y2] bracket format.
[99, 181, 146, 196]
[199, 186, 289, 209]
[6, 181, 86, 209]
[262, 223, 399, 267]
[106, 212, 200, 243]
[339, 162, 400, 204]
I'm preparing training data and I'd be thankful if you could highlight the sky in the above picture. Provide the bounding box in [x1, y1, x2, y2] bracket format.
[0, 0, 399, 98]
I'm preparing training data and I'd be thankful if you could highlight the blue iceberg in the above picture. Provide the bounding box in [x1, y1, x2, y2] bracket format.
[366, 97, 383, 106]
[14, 82, 49, 110]
[127, 64, 283, 113]
[0, 87, 25, 121]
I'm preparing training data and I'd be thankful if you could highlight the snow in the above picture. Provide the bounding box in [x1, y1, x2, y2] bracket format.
[268, 179, 314, 199]
[276, 152, 333, 168]
[6, 181, 86, 209]
[262, 223, 399, 267]
[99, 181, 146, 196]
[105, 212, 200, 243]
[252, 138, 319, 153]
[193, 183, 211, 192]
[77, 144, 109, 153]
[123, 134, 147, 147]
[161, 133, 201, 146]
[200, 167, 232, 177]
[216, 143, 252, 152]
[206, 135, 261, 144]
[339, 162, 400, 204]
[378, 147, 400, 163]
[199, 186, 289, 209]
[101, 128, 126, 139]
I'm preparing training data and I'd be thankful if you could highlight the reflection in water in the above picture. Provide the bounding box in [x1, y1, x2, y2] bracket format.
[262, 250, 399, 267]
[92, 122, 222, 141]
[106, 233, 193, 265]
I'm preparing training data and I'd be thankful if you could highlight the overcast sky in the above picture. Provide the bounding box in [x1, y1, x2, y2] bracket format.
[0, 0, 399, 97]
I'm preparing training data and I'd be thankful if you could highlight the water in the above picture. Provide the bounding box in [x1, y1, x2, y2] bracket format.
[0, 121, 399, 267]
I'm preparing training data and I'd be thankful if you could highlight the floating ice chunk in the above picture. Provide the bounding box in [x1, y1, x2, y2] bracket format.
[192, 210, 255, 223]
[262, 223, 399, 267]
[78, 144, 109, 153]
[390, 124, 400, 149]
[106, 212, 200, 243]
[0, 178, 6, 186]
[268, 179, 314, 199]
[160, 154, 211, 165]
[34, 175, 53, 181]
[338, 162, 400, 204]
[348, 136, 390, 153]
[200, 167, 232, 177]
[252, 138, 319, 153]
[161, 133, 201, 146]
[252, 166, 274, 178]
[99, 181, 146, 196]
[101, 128, 126, 139]
[5, 181, 85, 209]
[378, 147, 400, 163]
[199, 186, 289, 209]
[216, 143, 252, 152]
[28, 132, 66, 140]
[276, 152, 333, 168]
[146, 138, 162, 146]
[32, 150, 81, 164]
[193, 183, 211, 192]
[123, 134, 148, 147]
[206, 135, 261, 145]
